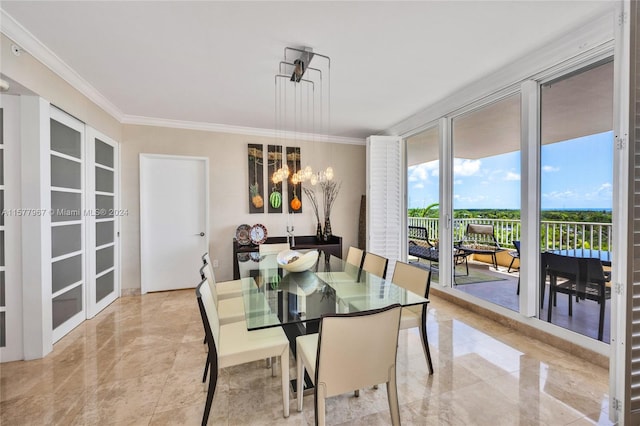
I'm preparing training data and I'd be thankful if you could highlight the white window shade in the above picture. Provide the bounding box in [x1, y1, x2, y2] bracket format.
[366, 136, 405, 280]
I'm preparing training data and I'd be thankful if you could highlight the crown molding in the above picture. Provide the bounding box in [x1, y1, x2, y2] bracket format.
[122, 114, 365, 145]
[1, 9, 125, 122]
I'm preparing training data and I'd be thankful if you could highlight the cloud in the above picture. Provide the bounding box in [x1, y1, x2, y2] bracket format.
[542, 165, 559, 173]
[543, 190, 576, 200]
[408, 161, 438, 183]
[505, 171, 520, 181]
[454, 179, 463, 185]
[413, 183, 424, 189]
[454, 159, 481, 177]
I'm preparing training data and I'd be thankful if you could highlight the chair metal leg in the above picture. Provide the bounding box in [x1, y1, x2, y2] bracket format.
[508, 257, 516, 273]
[547, 288, 553, 322]
[272, 356, 277, 377]
[202, 352, 210, 383]
[202, 358, 218, 426]
[420, 307, 434, 375]
[354, 390, 360, 397]
[598, 299, 605, 341]
[386, 372, 401, 426]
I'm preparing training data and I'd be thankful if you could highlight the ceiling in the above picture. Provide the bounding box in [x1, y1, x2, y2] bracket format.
[1, 1, 613, 141]
[407, 60, 614, 166]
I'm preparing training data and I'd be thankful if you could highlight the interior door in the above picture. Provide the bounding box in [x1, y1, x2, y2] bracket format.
[86, 128, 119, 318]
[0, 94, 23, 361]
[50, 106, 86, 342]
[140, 154, 208, 293]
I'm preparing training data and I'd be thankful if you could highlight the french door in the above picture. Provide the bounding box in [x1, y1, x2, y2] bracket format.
[50, 107, 119, 342]
[86, 129, 119, 318]
[50, 107, 86, 342]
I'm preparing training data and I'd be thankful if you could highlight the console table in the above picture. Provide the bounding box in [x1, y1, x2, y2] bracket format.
[232, 235, 342, 279]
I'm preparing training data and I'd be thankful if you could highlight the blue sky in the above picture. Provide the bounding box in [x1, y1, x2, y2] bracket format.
[408, 131, 613, 210]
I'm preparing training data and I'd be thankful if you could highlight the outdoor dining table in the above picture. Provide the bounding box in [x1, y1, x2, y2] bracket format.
[549, 248, 612, 266]
[235, 250, 429, 393]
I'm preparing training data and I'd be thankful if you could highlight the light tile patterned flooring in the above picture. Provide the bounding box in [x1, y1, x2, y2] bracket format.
[0, 289, 612, 425]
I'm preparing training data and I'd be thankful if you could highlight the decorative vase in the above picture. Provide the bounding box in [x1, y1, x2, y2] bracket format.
[316, 221, 323, 242]
[323, 217, 332, 242]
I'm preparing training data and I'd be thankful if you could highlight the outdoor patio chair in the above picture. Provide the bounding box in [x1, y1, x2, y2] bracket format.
[508, 240, 520, 273]
[455, 223, 505, 274]
[544, 252, 611, 340]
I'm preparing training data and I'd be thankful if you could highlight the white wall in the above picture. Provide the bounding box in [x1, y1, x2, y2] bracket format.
[121, 124, 366, 290]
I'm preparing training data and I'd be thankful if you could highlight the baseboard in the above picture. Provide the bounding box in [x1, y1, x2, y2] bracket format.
[430, 287, 609, 369]
[121, 288, 141, 297]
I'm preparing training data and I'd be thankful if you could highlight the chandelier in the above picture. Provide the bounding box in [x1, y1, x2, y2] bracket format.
[272, 46, 334, 186]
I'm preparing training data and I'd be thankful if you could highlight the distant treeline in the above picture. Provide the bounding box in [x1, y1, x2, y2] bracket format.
[408, 208, 612, 223]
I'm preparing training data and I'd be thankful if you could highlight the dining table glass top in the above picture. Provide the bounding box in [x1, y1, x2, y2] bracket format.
[235, 251, 429, 330]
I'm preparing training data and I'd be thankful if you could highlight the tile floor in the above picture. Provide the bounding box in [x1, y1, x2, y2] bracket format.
[0, 289, 613, 425]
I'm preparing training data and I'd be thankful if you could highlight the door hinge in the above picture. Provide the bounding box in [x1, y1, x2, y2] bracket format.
[614, 282, 624, 295]
[612, 398, 622, 412]
[117, 231, 120, 237]
[619, 11, 628, 26]
[615, 135, 626, 150]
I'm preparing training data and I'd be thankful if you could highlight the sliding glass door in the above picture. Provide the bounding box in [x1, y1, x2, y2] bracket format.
[538, 59, 614, 342]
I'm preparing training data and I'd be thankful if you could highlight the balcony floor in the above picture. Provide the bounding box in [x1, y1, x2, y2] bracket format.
[411, 260, 611, 344]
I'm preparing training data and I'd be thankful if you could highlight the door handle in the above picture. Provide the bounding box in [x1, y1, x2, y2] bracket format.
[195, 232, 205, 237]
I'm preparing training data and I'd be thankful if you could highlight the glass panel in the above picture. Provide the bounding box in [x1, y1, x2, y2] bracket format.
[96, 221, 114, 246]
[0, 271, 5, 307]
[95, 167, 114, 193]
[0, 231, 4, 267]
[96, 246, 114, 275]
[452, 93, 521, 312]
[51, 155, 81, 189]
[0, 312, 5, 347]
[96, 270, 114, 303]
[539, 60, 614, 342]
[50, 119, 81, 158]
[95, 139, 114, 168]
[52, 285, 82, 329]
[0, 190, 4, 226]
[96, 195, 113, 219]
[52, 254, 82, 294]
[51, 191, 81, 222]
[406, 126, 440, 285]
[51, 224, 82, 258]
[0, 149, 4, 185]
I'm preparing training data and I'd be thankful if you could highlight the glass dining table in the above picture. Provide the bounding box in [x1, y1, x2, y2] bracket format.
[236, 250, 429, 392]
[236, 250, 428, 330]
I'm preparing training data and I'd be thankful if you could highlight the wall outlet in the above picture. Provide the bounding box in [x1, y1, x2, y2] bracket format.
[212, 259, 219, 268]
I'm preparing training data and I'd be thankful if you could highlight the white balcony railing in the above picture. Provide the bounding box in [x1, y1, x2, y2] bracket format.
[407, 216, 612, 251]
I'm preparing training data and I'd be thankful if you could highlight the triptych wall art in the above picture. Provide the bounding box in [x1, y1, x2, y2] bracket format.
[247, 143, 302, 214]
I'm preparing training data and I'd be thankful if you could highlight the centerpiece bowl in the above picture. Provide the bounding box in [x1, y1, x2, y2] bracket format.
[277, 250, 319, 272]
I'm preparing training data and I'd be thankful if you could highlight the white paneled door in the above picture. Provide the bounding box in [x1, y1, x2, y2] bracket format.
[86, 129, 120, 318]
[140, 155, 209, 293]
[50, 107, 86, 343]
[0, 95, 23, 361]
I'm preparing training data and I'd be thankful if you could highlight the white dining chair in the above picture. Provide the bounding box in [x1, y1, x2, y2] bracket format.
[345, 246, 364, 268]
[259, 242, 291, 255]
[202, 252, 243, 300]
[391, 261, 434, 375]
[196, 279, 290, 425]
[361, 252, 389, 279]
[200, 264, 246, 325]
[296, 304, 402, 425]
